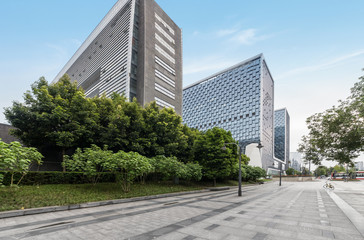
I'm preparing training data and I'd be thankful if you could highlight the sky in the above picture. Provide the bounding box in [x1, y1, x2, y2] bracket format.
[1, 0, 364, 167]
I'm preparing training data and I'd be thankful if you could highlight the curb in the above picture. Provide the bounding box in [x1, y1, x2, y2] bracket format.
[0, 183, 265, 219]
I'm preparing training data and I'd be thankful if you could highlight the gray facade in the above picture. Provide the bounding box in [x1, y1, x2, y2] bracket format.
[0, 123, 19, 143]
[53, 0, 182, 114]
[183, 54, 275, 170]
[274, 108, 290, 170]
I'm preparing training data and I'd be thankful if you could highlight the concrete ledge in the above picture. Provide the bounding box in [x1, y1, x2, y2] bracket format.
[207, 187, 230, 191]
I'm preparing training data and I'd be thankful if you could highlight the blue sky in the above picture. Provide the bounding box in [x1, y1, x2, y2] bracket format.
[1, 0, 364, 165]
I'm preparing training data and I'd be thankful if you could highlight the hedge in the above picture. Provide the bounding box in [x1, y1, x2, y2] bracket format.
[0, 171, 115, 186]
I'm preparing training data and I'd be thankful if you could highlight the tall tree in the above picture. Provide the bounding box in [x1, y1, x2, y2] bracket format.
[299, 70, 364, 165]
[4, 75, 98, 169]
[193, 127, 238, 186]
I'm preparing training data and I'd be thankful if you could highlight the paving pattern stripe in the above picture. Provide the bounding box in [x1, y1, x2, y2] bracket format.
[3, 188, 253, 239]
[326, 190, 364, 238]
[0, 187, 247, 233]
[129, 187, 289, 240]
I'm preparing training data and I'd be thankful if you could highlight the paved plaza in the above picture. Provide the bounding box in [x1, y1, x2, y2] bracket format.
[1, 180, 364, 240]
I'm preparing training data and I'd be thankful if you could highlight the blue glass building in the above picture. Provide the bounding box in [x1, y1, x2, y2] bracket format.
[183, 54, 277, 171]
[274, 108, 290, 170]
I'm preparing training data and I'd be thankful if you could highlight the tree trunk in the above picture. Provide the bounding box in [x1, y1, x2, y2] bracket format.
[213, 178, 216, 187]
[62, 148, 66, 172]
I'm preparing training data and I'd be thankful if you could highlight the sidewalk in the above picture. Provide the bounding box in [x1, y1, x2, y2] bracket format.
[0, 181, 363, 240]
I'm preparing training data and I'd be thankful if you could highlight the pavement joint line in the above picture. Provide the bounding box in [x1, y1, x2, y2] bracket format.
[326, 189, 364, 238]
[0, 188, 238, 232]
[129, 187, 283, 240]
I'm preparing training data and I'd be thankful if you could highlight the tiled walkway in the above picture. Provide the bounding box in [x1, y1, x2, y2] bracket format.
[0, 181, 363, 240]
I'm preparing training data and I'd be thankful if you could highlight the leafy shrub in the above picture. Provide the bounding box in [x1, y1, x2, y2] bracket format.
[0, 171, 115, 185]
[106, 151, 154, 192]
[286, 167, 295, 175]
[150, 156, 202, 182]
[63, 145, 113, 184]
[184, 162, 203, 181]
[0, 139, 43, 186]
[230, 162, 247, 181]
[243, 165, 266, 182]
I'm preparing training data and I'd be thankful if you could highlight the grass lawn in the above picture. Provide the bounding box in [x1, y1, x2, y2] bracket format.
[0, 180, 241, 212]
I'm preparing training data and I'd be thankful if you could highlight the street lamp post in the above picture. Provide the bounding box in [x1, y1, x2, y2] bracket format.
[222, 141, 264, 197]
[279, 162, 282, 186]
[221, 142, 242, 196]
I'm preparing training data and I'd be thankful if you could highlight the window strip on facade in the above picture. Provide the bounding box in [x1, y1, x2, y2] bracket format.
[155, 69, 175, 87]
[155, 83, 175, 99]
[155, 13, 175, 35]
[155, 56, 176, 75]
[155, 22, 175, 44]
[155, 33, 175, 54]
[155, 44, 175, 64]
[155, 97, 175, 109]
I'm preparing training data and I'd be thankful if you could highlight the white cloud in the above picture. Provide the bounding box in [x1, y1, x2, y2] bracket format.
[216, 26, 271, 45]
[276, 49, 364, 80]
[216, 28, 239, 37]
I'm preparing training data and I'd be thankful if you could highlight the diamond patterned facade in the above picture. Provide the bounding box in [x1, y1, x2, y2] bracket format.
[183, 54, 275, 170]
[274, 108, 290, 169]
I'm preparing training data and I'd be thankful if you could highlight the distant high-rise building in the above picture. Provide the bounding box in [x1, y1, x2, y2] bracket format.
[290, 152, 302, 172]
[355, 161, 364, 170]
[183, 54, 281, 173]
[53, 0, 183, 114]
[274, 108, 290, 170]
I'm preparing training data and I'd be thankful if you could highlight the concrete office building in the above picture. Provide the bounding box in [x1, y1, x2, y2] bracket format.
[274, 108, 290, 170]
[0, 123, 19, 143]
[54, 0, 183, 114]
[183, 54, 280, 173]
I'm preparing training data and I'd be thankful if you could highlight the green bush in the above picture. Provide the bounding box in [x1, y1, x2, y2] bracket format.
[0, 171, 115, 186]
[230, 162, 247, 181]
[0, 139, 43, 186]
[107, 151, 154, 192]
[63, 145, 113, 185]
[150, 156, 202, 182]
[286, 167, 294, 175]
[243, 165, 266, 182]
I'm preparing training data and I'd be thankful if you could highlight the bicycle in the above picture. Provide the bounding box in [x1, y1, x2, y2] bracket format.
[323, 181, 335, 190]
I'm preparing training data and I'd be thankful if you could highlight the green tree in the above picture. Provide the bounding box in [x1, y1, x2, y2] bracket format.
[314, 165, 328, 177]
[0, 139, 43, 186]
[142, 102, 192, 159]
[193, 127, 238, 186]
[286, 167, 296, 175]
[298, 70, 364, 166]
[4, 75, 98, 169]
[333, 164, 345, 173]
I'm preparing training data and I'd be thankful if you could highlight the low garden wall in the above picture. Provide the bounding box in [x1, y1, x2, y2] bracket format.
[272, 176, 316, 182]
